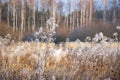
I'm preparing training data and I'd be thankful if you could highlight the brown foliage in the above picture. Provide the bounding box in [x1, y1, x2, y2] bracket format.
[69, 21, 117, 41]
[0, 22, 19, 40]
[0, 42, 120, 79]
[55, 25, 70, 42]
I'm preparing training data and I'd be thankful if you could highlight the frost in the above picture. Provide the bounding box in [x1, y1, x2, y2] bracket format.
[116, 26, 120, 30]
[98, 32, 104, 40]
[85, 36, 91, 42]
[0, 41, 120, 80]
[53, 48, 65, 61]
[92, 33, 99, 42]
[0, 34, 14, 46]
[113, 32, 118, 37]
[66, 38, 70, 42]
[92, 32, 108, 43]
[75, 39, 81, 43]
[0, 27, 120, 80]
[113, 32, 118, 41]
[13, 46, 25, 56]
[52, 74, 56, 80]
[34, 18, 58, 42]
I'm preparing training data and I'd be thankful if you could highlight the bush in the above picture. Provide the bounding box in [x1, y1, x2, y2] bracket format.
[22, 33, 36, 42]
[0, 22, 19, 40]
[54, 25, 70, 43]
[69, 21, 117, 41]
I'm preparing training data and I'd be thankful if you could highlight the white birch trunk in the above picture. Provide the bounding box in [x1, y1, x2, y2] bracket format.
[83, 4, 86, 27]
[80, 10, 83, 27]
[32, 1, 36, 31]
[86, 9, 89, 26]
[28, 17, 30, 31]
[16, 12, 18, 31]
[77, 11, 79, 28]
[89, 0, 93, 24]
[66, 15, 68, 27]
[113, 0, 117, 24]
[103, 0, 107, 24]
[7, 2, 9, 27]
[13, 2, 15, 32]
[0, 0, 1, 23]
[41, 13, 42, 27]
[0, 9, 1, 23]
[52, 0, 56, 29]
[72, 13, 75, 30]
[80, 0, 84, 27]
[21, 0, 24, 33]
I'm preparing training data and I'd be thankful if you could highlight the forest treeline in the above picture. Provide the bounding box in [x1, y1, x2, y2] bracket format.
[0, 0, 120, 40]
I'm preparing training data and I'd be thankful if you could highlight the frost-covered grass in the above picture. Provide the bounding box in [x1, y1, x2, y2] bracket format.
[0, 42, 120, 80]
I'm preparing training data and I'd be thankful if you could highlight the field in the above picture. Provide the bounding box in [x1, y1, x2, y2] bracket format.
[0, 0, 120, 80]
[0, 41, 120, 80]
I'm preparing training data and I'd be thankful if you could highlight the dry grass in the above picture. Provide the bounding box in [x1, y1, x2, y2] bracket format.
[0, 42, 120, 80]
[0, 22, 19, 40]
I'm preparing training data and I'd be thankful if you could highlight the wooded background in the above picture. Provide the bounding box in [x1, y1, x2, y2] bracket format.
[0, 0, 120, 40]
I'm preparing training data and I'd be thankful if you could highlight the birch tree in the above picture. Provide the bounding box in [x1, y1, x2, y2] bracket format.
[40, 0, 49, 27]
[8, 0, 18, 31]
[0, 0, 2, 23]
[103, 0, 108, 24]
[65, 0, 70, 27]
[52, 0, 56, 29]
[113, 0, 117, 23]
[85, 0, 89, 26]
[15, 5, 18, 31]
[56, 1, 63, 25]
[32, 0, 36, 31]
[26, 0, 33, 32]
[72, 0, 76, 30]
[21, 0, 24, 32]
[7, 0, 9, 27]
[67, 0, 72, 30]
[12, 0, 16, 32]
[80, 0, 86, 27]
[89, 0, 94, 24]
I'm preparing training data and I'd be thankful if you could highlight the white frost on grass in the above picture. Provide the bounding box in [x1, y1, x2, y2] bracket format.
[13, 46, 25, 56]
[116, 26, 120, 30]
[0, 41, 119, 80]
[53, 48, 68, 62]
